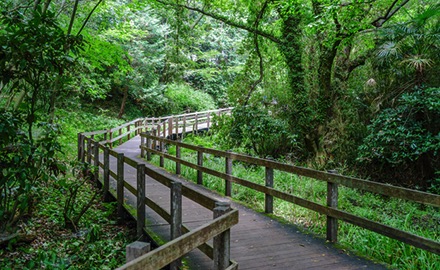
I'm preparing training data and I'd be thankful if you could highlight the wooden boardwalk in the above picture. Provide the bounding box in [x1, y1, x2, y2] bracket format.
[110, 136, 387, 269]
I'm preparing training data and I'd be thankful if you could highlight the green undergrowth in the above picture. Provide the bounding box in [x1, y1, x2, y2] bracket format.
[148, 134, 440, 270]
[55, 107, 126, 159]
[0, 179, 136, 269]
[0, 107, 138, 269]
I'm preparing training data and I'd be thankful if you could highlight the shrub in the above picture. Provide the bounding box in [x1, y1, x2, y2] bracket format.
[357, 87, 440, 190]
[0, 110, 63, 232]
[164, 83, 216, 114]
[212, 105, 299, 159]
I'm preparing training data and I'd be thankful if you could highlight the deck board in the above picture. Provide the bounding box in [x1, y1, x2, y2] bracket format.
[108, 135, 387, 269]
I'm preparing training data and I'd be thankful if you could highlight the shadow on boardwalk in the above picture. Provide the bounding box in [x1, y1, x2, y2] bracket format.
[110, 136, 387, 270]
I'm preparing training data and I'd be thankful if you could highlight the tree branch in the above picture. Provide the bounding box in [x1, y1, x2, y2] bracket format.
[371, 0, 410, 27]
[153, 0, 282, 44]
[67, 0, 79, 36]
[244, 0, 271, 105]
[76, 0, 104, 37]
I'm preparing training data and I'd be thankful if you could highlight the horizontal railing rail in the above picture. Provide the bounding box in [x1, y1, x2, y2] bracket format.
[77, 109, 239, 269]
[144, 107, 233, 139]
[78, 108, 232, 154]
[140, 133, 440, 255]
[117, 208, 239, 270]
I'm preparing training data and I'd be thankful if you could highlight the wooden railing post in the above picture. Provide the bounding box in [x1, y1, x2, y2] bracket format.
[197, 148, 203, 185]
[152, 129, 157, 151]
[86, 137, 92, 164]
[146, 132, 152, 161]
[168, 117, 173, 139]
[77, 133, 81, 161]
[93, 141, 99, 184]
[327, 170, 339, 243]
[225, 152, 232, 197]
[265, 166, 274, 214]
[119, 128, 122, 145]
[109, 130, 113, 149]
[157, 125, 162, 140]
[127, 125, 131, 140]
[117, 153, 125, 219]
[176, 141, 181, 175]
[159, 140, 165, 168]
[78, 133, 85, 162]
[170, 181, 182, 269]
[207, 113, 211, 129]
[140, 134, 145, 158]
[194, 114, 198, 134]
[213, 202, 231, 270]
[103, 146, 111, 202]
[137, 164, 146, 239]
[182, 116, 186, 139]
[163, 121, 166, 138]
[174, 117, 179, 137]
[139, 120, 144, 135]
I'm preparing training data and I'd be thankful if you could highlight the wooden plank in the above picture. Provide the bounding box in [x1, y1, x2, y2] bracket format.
[103, 146, 110, 202]
[326, 182, 338, 242]
[137, 164, 146, 238]
[117, 209, 239, 270]
[143, 134, 440, 207]
[117, 153, 125, 218]
[143, 148, 440, 254]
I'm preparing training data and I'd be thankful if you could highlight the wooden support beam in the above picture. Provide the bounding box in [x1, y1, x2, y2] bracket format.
[93, 141, 99, 184]
[170, 181, 182, 269]
[197, 149, 203, 185]
[225, 153, 232, 197]
[265, 166, 274, 214]
[103, 146, 111, 202]
[117, 152, 125, 219]
[213, 202, 232, 270]
[137, 164, 146, 239]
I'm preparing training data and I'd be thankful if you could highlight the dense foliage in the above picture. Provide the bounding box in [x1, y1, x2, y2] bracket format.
[0, 0, 439, 268]
[358, 87, 440, 189]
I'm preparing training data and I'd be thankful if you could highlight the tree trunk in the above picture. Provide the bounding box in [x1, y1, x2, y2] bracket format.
[118, 86, 128, 119]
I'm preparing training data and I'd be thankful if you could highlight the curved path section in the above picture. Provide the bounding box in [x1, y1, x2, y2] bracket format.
[111, 136, 386, 269]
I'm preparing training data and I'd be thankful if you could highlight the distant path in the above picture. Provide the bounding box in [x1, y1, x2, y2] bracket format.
[111, 136, 387, 269]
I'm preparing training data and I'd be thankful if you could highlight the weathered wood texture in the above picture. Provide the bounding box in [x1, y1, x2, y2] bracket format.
[84, 132, 237, 269]
[140, 133, 440, 255]
[80, 108, 232, 149]
[79, 108, 439, 269]
[108, 137, 387, 269]
[117, 210, 239, 270]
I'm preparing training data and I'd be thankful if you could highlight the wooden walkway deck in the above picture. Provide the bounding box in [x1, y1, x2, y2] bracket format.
[110, 136, 387, 269]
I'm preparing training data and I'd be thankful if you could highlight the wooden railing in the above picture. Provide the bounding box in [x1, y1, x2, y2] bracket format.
[78, 108, 233, 156]
[144, 107, 233, 139]
[140, 133, 440, 255]
[77, 109, 239, 270]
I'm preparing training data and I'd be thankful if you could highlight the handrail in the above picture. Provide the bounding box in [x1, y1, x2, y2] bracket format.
[145, 107, 233, 139]
[78, 108, 232, 151]
[77, 116, 239, 270]
[117, 209, 239, 270]
[140, 132, 440, 255]
[142, 136, 439, 207]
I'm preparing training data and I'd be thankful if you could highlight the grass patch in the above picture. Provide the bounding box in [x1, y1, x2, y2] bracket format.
[148, 134, 440, 270]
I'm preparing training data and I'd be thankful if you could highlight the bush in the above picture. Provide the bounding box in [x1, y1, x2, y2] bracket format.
[164, 83, 216, 114]
[357, 87, 440, 190]
[0, 110, 63, 232]
[212, 105, 299, 159]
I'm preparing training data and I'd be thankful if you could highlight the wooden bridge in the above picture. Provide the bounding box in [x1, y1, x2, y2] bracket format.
[78, 108, 440, 269]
